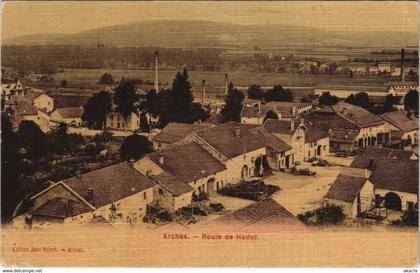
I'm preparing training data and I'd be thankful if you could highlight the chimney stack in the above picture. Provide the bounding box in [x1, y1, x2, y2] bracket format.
[154, 51, 159, 92]
[87, 188, 93, 202]
[224, 74, 229, 96]
[367, 157, 376, 171]
[400, 48, 405, 82]
[290, 120, 295, 132]
[159, 155, 165, 165]
[202, 80, 206, 104]
[234, 126, 241, 136]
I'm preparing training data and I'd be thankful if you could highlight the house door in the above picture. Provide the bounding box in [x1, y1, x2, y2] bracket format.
[317, 145, 322, 156]
[285, 155, 290, 168]
[241, 165, 249, 180]
[206, 178, 215, 193]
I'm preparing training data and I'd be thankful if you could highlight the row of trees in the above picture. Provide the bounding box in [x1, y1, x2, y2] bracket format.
[1, 117, 87, 222]
[248, 84, 294, 102]
[83, 68, 209, 129]
[318, 90, 419, 114]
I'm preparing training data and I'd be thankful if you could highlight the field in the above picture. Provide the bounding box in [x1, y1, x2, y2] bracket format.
[48, 68, 391, 99]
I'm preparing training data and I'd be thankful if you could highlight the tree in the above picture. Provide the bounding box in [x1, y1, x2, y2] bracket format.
[404, 90, 419, 113]
[114, 80, 138, 118]
[99, 73, 114, 84]
[49, 123, 84, 154]
[319, 92, 338, 106]
[297, 203, 345, 225]
[353, 92, 370, 109]
[220, 82, 245, 122]
[187, 103, 210, 124]
[171, 68, 194, 123]
[263, 110, 279, 123]
[345, 92, 370, 109]
[264, 85, 293, 102]
[248, 84, 264, 100]
[83, 91, 112, 129]
[18, 120, 49, 159]
[384, 94, 398, 113]
[119, 134, 152, 161]
[1, 114, 22, 222]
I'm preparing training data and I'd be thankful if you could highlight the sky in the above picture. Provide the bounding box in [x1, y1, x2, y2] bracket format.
[2, 1, 419, 40]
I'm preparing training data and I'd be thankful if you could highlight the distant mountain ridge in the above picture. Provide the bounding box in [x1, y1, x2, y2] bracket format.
[3, 20, 418, 48]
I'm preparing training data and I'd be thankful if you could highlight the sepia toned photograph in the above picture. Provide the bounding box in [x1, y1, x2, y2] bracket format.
[1, 1, 419, 268]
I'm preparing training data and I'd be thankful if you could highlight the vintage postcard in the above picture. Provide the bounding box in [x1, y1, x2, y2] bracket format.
[1, 1, 418, 269]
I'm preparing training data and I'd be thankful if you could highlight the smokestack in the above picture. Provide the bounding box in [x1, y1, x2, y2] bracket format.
[400, 48, 405, 82]
[202, 80, 206, 104]
[159, 155, 164, 165]
[154, 51, 159, 92]
[224, 74, 229, 96]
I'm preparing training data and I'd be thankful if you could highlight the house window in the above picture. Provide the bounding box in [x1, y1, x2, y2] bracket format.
[110, 114, 113, 119]
[243, 155, 246, 160]
[143, 192, 147, 200]
[323, 145, 326, 151]
[158, 189, 163, 195]
[110, 122, 114, 127]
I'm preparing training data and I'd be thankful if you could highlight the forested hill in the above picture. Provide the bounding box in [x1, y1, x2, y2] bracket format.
[4, 20, 418, 48]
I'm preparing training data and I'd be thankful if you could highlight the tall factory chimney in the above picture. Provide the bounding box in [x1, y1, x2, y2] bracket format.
[202, 80, 206, 104]
[400, 48, 405, 82]
[224, 74, 229, 96]
[154, 51, 159, 92]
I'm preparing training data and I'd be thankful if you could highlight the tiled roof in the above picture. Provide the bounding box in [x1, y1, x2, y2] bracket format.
[249, 126, 292, 153]
[266, 102, 311, 119]
[31, 197, 92, 219]
[15, 101, 38, 116]
[148, 142, 226, 183]
[212, 198, 306, 227]
[351, 147, 415, 168]
[332, 102, 384, 128]
[63, 162, 156, 208]
[381, 110, 419, 132]
[23, 91, 43, 101]
[194, 122, 265, 159]
[329, 129, 359, 143]
[369, 158, 418, 194]
[55, 107, 83, 119]
[240, 105, 274, 119]
[304, 122, 329, 143]
[325, 175, 367, 203]
[263, 119, 296, 135]
[153, 122, 213, 144]
[149, 173, 193, 196]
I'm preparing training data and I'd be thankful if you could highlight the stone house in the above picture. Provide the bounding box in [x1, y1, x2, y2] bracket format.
[105, 111, 140, 131]
[152, 122, 213, 150]
[187, 122, 267, 183]
[134, 142, 227, 212]
[50, 107, 84, 126]
[309, 102, 390, 153]
[25, 162, 156, 226]
[380, 110, 418, 148]
[325, 170, 375, 218]
[350, 147, 418, 212]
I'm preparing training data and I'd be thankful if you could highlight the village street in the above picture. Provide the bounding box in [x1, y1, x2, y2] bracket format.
[264, 163, 342, 216]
